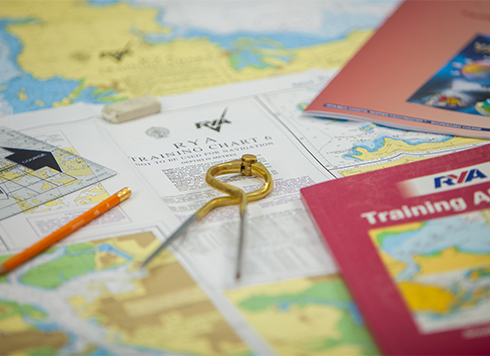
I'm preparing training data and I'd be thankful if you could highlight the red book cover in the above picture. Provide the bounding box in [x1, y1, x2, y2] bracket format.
[305, 0, 490, 139]
[301, 144, 490, 355]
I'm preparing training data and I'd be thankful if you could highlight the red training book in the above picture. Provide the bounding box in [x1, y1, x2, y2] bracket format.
[301, 144, 490, 355]
[305, 0, 490, 139]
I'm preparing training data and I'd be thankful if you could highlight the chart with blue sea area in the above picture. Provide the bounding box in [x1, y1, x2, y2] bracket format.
[0, 127, 116, 220]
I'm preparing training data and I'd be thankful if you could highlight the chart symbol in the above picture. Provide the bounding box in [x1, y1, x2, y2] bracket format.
[2, 147, 62, 172]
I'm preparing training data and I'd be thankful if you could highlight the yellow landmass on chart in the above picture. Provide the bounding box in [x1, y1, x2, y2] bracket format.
[55, 155, 94, 177]
[227, 274, 378, 356]
[340, 137, 485, 176]
[16, 88, 27, 101]
[70, 232, 250, 356]
[397, 280, 490, 316]
[0, 168, 22, 182]
[42, 199, 65, 208]
[73, 184, 110, 205]
[41, 181, 55, 190]
[0, 308, 34, 334]
[12, 194, 36, 212]
[1, 0, 373, 102]
[413, 247, 490, 277]
[398, 281, 455, 314]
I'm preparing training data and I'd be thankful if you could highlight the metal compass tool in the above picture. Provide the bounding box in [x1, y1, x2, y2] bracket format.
[141, 154, 273, 280]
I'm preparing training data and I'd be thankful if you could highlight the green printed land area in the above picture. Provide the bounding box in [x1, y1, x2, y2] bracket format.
[20, 246, 97, 289]
[228, 275, 378, 356]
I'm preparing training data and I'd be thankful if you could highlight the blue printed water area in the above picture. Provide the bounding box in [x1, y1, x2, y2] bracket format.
[381, 213, 490, 281]
[97, 243, 133, 260]
[1, 74, 80, 113]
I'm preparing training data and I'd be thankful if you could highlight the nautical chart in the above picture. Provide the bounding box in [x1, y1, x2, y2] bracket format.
[0, 127, 116, 220]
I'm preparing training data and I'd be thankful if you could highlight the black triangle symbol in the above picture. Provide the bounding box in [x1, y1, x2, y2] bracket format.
[2, 147, 62, 172]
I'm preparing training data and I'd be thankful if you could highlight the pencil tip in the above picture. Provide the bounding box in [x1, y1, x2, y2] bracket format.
[0, 264, 8, 276]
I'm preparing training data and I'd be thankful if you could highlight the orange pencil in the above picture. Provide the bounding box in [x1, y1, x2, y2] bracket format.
[0, 187, 131, 276]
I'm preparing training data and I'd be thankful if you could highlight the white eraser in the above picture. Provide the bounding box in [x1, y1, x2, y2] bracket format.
[102, 95, 161, 123]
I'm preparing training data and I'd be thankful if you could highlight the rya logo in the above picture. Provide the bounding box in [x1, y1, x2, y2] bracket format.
[434, 169, 487, 188]
[196, 108, 231, 132]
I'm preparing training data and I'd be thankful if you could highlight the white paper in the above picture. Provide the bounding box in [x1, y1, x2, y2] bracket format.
[98, 86, 338, 289]
[0, 113, 179, 253]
